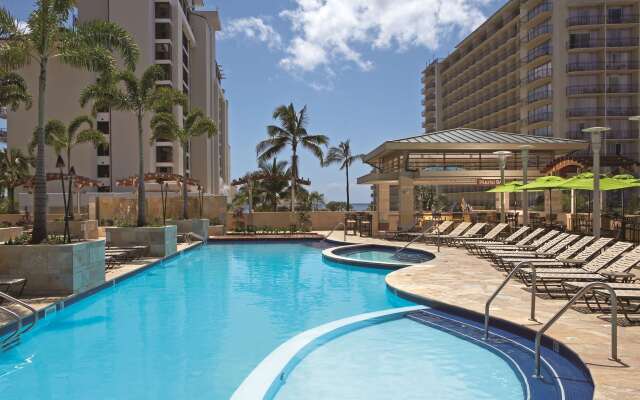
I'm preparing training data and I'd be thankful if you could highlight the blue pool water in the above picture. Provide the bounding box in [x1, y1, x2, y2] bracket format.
[0, 243, 412, 399]
[276, 318, 524, 400]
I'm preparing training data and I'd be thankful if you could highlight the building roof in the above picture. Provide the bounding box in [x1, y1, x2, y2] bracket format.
[363, 129, 589, 163]
[392, 129, 585, 145]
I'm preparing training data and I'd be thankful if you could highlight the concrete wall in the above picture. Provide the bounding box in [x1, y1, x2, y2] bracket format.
[47, 220, 99, 240]
[0, 227, 23, 243]
[0, 240, 105, 295]
[174, 219, 209, 240]
[227, 211, 377, 231]
[96, 194, 227, 225]
[105, 225, 177, 257]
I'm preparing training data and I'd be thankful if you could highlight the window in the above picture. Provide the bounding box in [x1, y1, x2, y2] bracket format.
[156, 146, 173, 162]
[97, 143, 109, 156]
[182, 67, 189, 85]
[155, 2, 171, 19]
[97, 165, 110, 178]
[608, 8, 623, 23]
[98, 186, 111, 193]
[156, 166, 173, 173]
[157, 63, 172, 80]
[97, 121, 109, 134]
[155, 43, 171, 60]
[389, 185, 399, 212]
[155, 23, 171, 40]
[569, 32, 592, 48]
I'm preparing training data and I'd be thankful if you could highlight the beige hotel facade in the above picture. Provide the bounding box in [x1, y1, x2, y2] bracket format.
[422, 0, 640, 161]
[8, 0, 230, 195]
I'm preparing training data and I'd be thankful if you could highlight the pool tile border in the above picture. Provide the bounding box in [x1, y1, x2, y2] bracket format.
[322, 243, 434, 269]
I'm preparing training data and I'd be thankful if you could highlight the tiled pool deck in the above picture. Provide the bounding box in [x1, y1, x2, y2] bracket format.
[323, 232, 640, 400]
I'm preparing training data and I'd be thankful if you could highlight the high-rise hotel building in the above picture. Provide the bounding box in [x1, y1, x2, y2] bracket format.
[422, 0, 640, 160]
[8, 0, 230, 194]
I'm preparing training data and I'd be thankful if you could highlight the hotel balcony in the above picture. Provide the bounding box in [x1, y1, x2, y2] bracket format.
[567, 14, 639, 27]
[566, 107, 638, 117]
[567, 61, 640, 72]
[568, 37, 639, 49]
[524, 24, 552, 43]
[523, 44, 552, 63]
[525, 2, 552, 23]
[527, 89, 552, 103]
[567, 84, 639, 96]
[527, 111, 553, 124]
[526, 66, 552, 84]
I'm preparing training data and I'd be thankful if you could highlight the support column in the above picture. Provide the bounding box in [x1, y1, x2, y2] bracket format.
[398, 173, 415, 230]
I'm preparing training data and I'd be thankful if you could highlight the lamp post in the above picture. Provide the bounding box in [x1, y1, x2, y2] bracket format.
[583, 126, 611, 238]
[56, 155, 69, 243]
[197, 184, 204, 218]
[67, 166, 75, 222]
[493, 151, 513, 223]
[519, 145, 533, 226]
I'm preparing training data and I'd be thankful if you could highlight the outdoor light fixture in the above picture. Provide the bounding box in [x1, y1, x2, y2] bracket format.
[493, 151, 512, 223]
[519, 145, 533, 226]
[582, 126, 611, 238]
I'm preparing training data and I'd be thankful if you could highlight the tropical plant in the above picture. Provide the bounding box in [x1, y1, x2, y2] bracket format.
[0, 2, 139, 243]
[0, 149, 32, 213]
[325, 201, 347, 211]
[0, 71, 31, 110]
[307, 191, 325, 211]
[151, 107, 217, 219]
[256, 103, 328, 212]
[257, 158, 289, 211]
[81, 66, 184, 226]
[324, 140, 363, 211]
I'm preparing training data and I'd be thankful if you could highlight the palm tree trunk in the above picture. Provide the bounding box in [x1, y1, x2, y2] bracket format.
[136, 111, 146, 227]
[31, 59, 48, 243]
[346, 164, 350, 211]
[291, 153, 297, 212]
[7, 187, 16, 214]
[182, 145, 188, 220]
[67, 147, 74, 220]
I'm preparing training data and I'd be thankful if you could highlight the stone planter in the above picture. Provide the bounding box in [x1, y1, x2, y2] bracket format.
[0, 240, 105, 296]
[208, 225, 225, 237]
[174, 219, 209, 240]
[48, 220, 99, 240]
[105, 226, 177, 257]
[0, 227, 23, 243]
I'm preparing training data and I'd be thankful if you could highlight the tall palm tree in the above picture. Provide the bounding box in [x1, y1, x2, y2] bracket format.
[151, 108, 217, 219]
[0, 149, 32, 214]
[0, 71, 32, 110]
[0, 3, 138, 243]
[257, 158, 289, 211]
[29, 116, 105, 218]
[256, 104, 328, 212]
[324, 140, 364, 211]
[81, 66, 184, 226]
[307, 191, 325, 211]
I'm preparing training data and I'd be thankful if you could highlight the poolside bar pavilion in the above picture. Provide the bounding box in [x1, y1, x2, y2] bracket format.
[357, 129, 589, 230]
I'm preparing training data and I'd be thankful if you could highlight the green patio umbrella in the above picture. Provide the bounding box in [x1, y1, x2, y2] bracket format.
[558, 172, 640, 192]
[486, 181, 524, 193]
[519, 175, 567, 220]
[612, 174, 640, 217]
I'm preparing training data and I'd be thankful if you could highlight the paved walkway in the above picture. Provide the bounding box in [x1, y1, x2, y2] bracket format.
[323, 232, 640, 400]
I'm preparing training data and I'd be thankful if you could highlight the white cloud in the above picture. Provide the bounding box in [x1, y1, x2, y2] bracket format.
[221, 17, 282, 49]
[279, 0, 489, 72]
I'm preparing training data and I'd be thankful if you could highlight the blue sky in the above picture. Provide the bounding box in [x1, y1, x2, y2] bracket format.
[2, 0, 502, 202]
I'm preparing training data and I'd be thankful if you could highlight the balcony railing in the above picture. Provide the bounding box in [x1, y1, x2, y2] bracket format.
[526, 2, 552, 22]
[567, 14, 639, 26]
[567, 107, 638, 117]
[527, 89, 552, 103]
[526, 24, 552, 42]
[524, 44, 552, 63]
[567, 61, 640, 72]
[567, 84, 639, 95]
[526, 66, 552, 83]
[568, 37, 639, 49]
[527, 111, 553, 124]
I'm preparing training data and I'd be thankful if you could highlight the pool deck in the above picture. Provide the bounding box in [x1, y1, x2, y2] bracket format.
[322, 231, 640, 400]
[0, 242, 199, 328]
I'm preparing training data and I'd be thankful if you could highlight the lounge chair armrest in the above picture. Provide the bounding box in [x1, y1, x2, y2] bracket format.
[601, 271, 635, 282]
[558, 258, 585, 266]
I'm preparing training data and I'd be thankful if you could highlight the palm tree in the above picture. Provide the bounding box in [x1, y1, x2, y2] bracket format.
[0, 149, 32, 214]
[0, 71, 32, 110]
[81, 66, 184, 226]
[0, 3, 138, 243]
[29, 116, 105, 218]
[307, 191, 325, 211]
[256, 104, 328, 212]
[257, 158, 289, 211]
[151, 108, 217, 219]
[323, 140, 364, 211]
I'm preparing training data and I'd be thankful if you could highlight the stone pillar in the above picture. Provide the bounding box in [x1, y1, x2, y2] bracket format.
[398, 173, 415, 230]
[376, 183, 390, 223]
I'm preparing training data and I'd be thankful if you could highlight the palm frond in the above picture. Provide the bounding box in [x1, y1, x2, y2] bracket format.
[73, 20, 139, 70]
[75, 129, 107, 148]
[140, 65, 165, 98]
[0, 71, 32, 110]
[68, 115, 93, 137]
[256, 138, 287, 162]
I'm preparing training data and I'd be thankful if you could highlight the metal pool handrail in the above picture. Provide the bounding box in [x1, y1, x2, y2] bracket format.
[324, 221, 346, 242]
[534, 282, 618, 378]
[0, 291, 38, 350]
[484, 261, 537, 340]
[393, 220, 436, 257]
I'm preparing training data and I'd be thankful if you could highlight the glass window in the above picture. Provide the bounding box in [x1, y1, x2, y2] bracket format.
[156, 146, 173, 162]
[156, 166, 173, 174]
[155, 2, 171, 19]
[97, 121, 109, 134]
[157, 63, 172, 81]
[155, 43, 171, 60]
[97, 165, 110, 178]
[97, 143, 109, 156]
[155, 23, 171, 40]
[389, 185, 399, 212]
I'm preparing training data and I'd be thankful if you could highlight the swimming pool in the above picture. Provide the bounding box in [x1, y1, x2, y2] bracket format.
[0, 242, 588, 399]
[325, 244, 435, 268]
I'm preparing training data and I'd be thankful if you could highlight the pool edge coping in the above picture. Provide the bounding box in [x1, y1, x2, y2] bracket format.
[322, 243, 434, 269]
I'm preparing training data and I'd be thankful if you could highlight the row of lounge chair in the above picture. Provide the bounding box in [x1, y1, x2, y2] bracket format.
[413, 220, 640, 323]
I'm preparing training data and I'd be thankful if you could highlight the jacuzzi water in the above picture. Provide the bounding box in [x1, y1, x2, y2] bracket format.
[0, 242, 522, 399]
[276, 318, 523, 400]
[337, 246, 434, 264]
